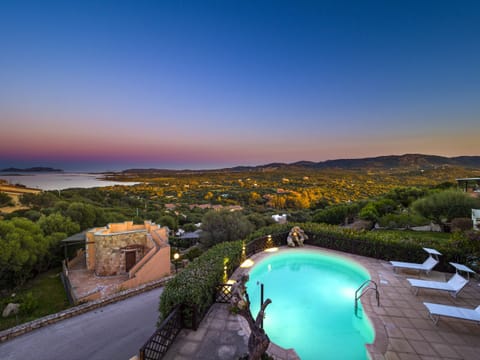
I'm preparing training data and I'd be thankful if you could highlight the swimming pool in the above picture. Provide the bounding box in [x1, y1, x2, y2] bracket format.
[247, 250, 375, 359]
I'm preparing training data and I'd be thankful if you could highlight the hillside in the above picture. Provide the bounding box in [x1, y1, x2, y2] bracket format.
[121, 154, 480, 174]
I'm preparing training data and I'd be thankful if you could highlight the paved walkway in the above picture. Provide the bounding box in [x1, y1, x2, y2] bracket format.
[68, 256, 128, 300]
[163, 246, 480, 360]
[163, 303, 249, 360]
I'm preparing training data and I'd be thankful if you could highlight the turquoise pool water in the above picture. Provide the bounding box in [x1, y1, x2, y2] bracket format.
[247, 250, 375, 360]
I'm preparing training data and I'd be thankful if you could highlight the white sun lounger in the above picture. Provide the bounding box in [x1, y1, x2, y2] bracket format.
[390, 247, 441, 275]
[423, 302, 480, 325]
[408, 273, 468, 298]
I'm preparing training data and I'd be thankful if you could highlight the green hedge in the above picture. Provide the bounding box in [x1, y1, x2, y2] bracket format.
[247, 222, 469, 271]
[158, 240, 243, 327]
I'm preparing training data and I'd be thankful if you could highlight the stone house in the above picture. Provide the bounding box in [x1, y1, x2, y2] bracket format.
[62, 220, 171, 303]
[86, 221, 170, 279]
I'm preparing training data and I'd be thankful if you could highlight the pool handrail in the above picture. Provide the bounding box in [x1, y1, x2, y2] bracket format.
[355, 280, 380, 316]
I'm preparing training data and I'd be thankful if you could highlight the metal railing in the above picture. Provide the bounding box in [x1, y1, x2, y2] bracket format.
[245, 232, 288, 257]
[139, 305, 183, 360]
[215, 284, 234, 303]
[354, 280, 380, 316]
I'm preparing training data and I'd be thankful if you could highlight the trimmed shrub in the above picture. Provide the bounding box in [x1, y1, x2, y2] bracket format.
[159, 240, 243, 328]
[378, 213, 429, 228]
[19, 292, 39, 315]
[184, 247, 203, 261]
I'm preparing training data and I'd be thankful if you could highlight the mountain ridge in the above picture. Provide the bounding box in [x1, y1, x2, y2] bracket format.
[121, 154, 480, 174]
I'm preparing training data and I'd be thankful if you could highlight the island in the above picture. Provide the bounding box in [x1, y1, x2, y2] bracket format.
[0, 167, 64, 173]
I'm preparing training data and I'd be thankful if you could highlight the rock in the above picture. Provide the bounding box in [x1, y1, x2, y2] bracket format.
[2, 303, 20, 317]
[286, 226, 308, 247]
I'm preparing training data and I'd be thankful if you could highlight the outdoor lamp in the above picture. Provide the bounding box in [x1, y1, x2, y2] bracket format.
[173, 252, 180, 273]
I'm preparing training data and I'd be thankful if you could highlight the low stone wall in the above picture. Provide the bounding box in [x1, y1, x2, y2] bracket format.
[0, 276, 172, 343]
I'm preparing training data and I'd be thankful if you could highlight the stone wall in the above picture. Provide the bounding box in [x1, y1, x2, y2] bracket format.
[94, 230, 150, 276]
[84, 221, 168, 277]
[86, 226, 104, 271]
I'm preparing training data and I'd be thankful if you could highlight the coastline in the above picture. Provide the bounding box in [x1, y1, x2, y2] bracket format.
[0, 172, 140, 191]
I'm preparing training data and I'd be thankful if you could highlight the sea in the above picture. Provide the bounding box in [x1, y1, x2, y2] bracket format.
[0, 172, 140, 191]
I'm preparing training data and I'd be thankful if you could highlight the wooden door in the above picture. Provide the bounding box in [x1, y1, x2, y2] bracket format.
[125, 251, 136, 272]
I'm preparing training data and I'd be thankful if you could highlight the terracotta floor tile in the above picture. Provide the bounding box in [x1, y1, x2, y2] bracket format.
[439, 332, 467, 346]
[429, 343, 462, 359]
[397, 352, 421, 360]
[400, 328, 424, 341]
[401, 308, 422, 319]
[391, 316, 414, 328]
[385, 307, 405, 317]
[384, 351, 401, 360]
[418, 329, 444, 343]
[408, 318, 434, 330]
[389, 339, 415, 353]
[381, 299, 395, 307]
[408, 340, 437, 356]
[393, 300, 411, 309]
[453, 345, 480, 360]
[385, 324, 405, 339]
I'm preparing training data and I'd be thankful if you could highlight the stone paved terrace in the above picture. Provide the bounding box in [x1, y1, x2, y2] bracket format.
[68, 256, 128, 300]
[163, 246, 480, 360]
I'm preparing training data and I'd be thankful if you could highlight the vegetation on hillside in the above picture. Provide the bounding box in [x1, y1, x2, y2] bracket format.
[1, 164, 480, 330]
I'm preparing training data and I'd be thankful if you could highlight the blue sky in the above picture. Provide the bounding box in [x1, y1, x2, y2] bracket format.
[0, 0, 479, 170]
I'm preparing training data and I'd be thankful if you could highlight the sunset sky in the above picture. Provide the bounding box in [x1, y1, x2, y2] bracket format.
[1, 1, 479, 171]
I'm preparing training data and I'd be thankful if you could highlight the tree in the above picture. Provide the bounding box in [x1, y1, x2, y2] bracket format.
[385, 187, 426, 207]
[20, 192, 58, 208]
[249, 192, 263, 205]
[37, 213, 80, 236]
[0, 218, 49, 287]
[182, 223, 198, 232]
[288, 210, 312, 223]
[23, 210, 43, 221]
[412, 190, 480, 227]
[313, 203, 360, 225]
[358, 203, 380, 222]
[158, 215, 177, 230]
[65, 202, 97, 229]
[246, 213, 274, 230]
[358, 199, 396, 222]
[230, 274, 272, 360]
[200, 210, 254, 247]
[0, 192, 13, 207]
